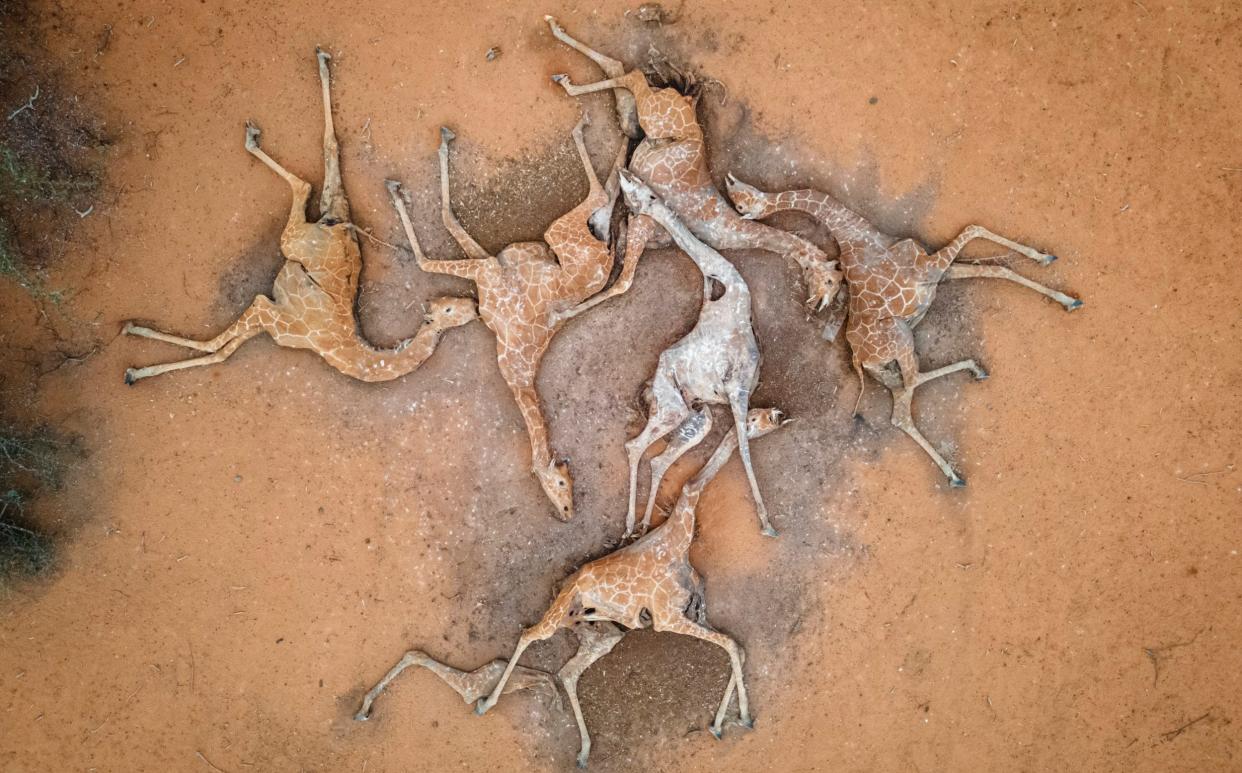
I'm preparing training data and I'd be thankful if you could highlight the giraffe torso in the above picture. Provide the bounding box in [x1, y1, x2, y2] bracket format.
[844, 238, 940, 325]
[267, 224, 365, 354]
[565, 543, 695, 630]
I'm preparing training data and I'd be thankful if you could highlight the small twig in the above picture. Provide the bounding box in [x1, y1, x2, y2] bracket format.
[1222, 166, 1242, 172]
[173, 56, 186, 67]
[348, 224, 401, 251]
[1159, 711, 1214, 743]
[1175, 468, 1231, 485]
[74, 205, 94, 218]
[196, 751, 229, 773]
[8, 85, 40, 120]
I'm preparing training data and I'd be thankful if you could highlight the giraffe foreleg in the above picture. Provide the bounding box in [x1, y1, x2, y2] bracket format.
[654, 614, 750, 737]
[545, 16, 639, 138]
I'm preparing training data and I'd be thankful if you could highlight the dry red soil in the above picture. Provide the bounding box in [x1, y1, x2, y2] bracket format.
[2, 1, 1240, 771]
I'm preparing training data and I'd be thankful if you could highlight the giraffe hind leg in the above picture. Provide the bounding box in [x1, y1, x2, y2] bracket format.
[624, 369, 690, 536]
[640, 405, 712, 532]
[315, 47, 349, 224]
[559, 623, 625, 768]
[124, 297, 277, 384]
[944, 263, 1082, 310]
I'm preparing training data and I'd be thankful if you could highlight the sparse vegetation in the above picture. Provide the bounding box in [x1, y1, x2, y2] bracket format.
[0, 427, 64, 589]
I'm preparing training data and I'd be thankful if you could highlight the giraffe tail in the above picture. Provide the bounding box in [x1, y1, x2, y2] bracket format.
[851, 355, 866, 417]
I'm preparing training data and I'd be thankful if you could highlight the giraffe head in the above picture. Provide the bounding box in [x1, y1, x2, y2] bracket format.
[746, 407, 791, 439]
[724, 174, 776, 220]
[536, 459, 574, 521]
[424, 296, 479, 330]
[618, 169, 666, 219]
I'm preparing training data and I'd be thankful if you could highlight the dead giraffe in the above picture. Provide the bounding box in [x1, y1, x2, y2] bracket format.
[122, 49, 476, 384]
[544, 16, 846, 331]
[724, 176, 1083, 486]
[616, 170, 778, 537]
[475, 407, 789, 767]
[386, 117, 625, 520]
[354, 649, 561, 721]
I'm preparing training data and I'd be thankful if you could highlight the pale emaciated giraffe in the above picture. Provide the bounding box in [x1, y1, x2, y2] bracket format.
[725, 176, 1083, 486]
[354, 649, 561, 721]
[123, 49, 476, 384]
[475, 407, 789, 767]
[544, 17, 846, 332]
[386, 118, 625, 520]
[615, 170, 778, 538]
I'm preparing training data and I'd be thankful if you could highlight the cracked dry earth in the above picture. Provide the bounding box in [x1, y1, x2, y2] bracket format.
[1, 1, 1240, 771]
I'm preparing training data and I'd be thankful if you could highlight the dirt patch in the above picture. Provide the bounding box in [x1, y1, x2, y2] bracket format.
[2, 3, 1239, 772]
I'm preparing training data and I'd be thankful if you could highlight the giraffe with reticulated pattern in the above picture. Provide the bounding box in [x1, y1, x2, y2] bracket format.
[123, 48, 476, 385]
[387, 117, 625, 521]
[724, 176, 1083, 486]
[544, 17, 846, 335]
[615, 171, 780, 538]
[473, 406, 788, 767]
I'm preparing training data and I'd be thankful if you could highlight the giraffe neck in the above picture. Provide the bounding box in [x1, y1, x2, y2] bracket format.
[510, 383, 553, 470]
[662, 427, 743, 553]
[764, 190, 889, 265]
[329, 324, 448, 382]
[648, 202, 744, 286]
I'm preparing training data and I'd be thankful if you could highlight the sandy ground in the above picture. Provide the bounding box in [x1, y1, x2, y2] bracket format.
[1, 1, 1240, 771]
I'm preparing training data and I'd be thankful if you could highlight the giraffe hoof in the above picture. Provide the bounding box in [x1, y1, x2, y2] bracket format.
[474, 698, 490, 716]
[576, 754, 589, 769]
[316, 46, 330, 62]
[761, 525, 779, 538]
[974, 369, 990, 381]
[353, 711, 370, 722]
[710, 726, 724, 740]
[1041, 254, 1058, 265]
[440, 126, 456, 144]
[740, 717, 755, 730]
[551, 72, 569, 85]
[949, 474, 967, 488]
[1067, 298, 1084, 311]
[123, 369, 137, 386]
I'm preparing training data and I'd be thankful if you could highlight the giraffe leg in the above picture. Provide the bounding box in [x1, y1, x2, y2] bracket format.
[624, 368, 690, 536]
[943, 263, 1082, 310]
[933, 224, 1057, 267]
[438, 128, 493, 260]
[559, 623, 625, 768]
[570, 112, 604, 200]
[588, 135, 630, 241]
[355, 652, 560, 721]
[728, 390, 777, 537]
[554, 214, 659, 323]
[654, 614, 750, 737]
[124, 297, 277, 384]
[915, 358, 989, 387]
[640, 406, 712, 533]
[315, 47, 349, 224]
[244, 122, 312, 226]
[387, 179, 492, 280]
[545, 16, 639, 138]
[476, 622, 562, 715]
[551, 74, 631, 98]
